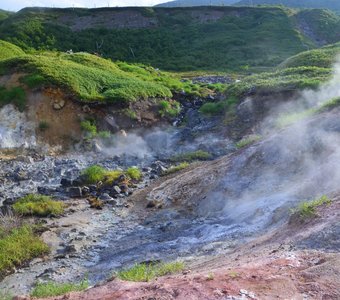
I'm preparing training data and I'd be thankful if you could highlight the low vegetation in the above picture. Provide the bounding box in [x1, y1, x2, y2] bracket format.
[236, 135, 261, 149]
[12, 194, 65, 217]
[30, 280, 89, 298]
[291, 195, 331, 220]
[277, 97, 340, 128]
[117, 261, 184, 282]
[0, 86, 26, 112]
[0, 40, 24, 61]
[170, 150, 212, 162]
[159, 100, 181, 118]
[0, 224, 49, 276]
[0, 48, 203, 104]
[82, 165, 142, 184]
[199, 97, 237, 116]
[163, 162, 190, 176]
[279, 43, 340, 69]
[225, 66, 331, 99]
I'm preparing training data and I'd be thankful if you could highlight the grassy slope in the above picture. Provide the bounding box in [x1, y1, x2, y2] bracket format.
[224, 42, 339, 98]
[0, 41, 202, 103]
[279, 42, 340, 68]
[0, 40, 25, 61]
[0, 6, 337, 71]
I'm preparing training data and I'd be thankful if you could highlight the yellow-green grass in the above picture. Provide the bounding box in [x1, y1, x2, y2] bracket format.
[117, 261, 185, 282]
[0, 40, 24, 61]
[82, 165, 142, 184]
[12, 194, 65, 217]
[0, 226, 49, 276]
[291, 195, 331, 220]
[163, 162, 190, 176]
[31, 280, 89, 298]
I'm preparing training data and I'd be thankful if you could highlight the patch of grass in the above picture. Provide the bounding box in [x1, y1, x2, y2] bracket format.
[80, 120, 97, 138]
[38, 121, 49, 131]
[82, 165, 142, 184]
[0, 86, 26, 112]
[159, 100, 181, 118]
[236, 135, 261, 148]
[81, 165, 106, 184]
[30, 280, 89, 298]
[117, 261, 184, 282]
[12, 194, 65, 217]
[0, 40, 24, 61]
[21, 74, 46, 88]
[97, 131, 111, 139]
[163, 162, 190, 176]
[225, 66, 331, 99]
[170, 150, 212, 162]
[123, 108, 138, 120]
[199, 97, 237, 115]
[277, 97, 340, 128]
[0, 225, 49, 276]
[291, 195, 331, 220]
[0, 291, 13, 300]
[126, 167, 142, 180]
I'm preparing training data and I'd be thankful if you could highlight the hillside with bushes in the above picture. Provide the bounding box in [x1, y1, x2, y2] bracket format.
[237, 0, 340, 11]
[0, 6, 339, 71]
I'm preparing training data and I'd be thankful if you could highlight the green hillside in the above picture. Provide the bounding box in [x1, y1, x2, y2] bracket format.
[0, 6, 338, 71]
[0, 41, 203, 104]
[0, 40, 25, 61]
[236, 0, 340, 11]
[156, 0, 238, 7]
[279, 42, 340, 68]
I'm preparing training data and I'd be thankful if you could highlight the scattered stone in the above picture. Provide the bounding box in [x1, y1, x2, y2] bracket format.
[61, 178, 73, 187]
[53, 99, 65, 110]
[112, 185, 122, 194]
[68, 187, 82, 198]
[98, 193, 114, 201]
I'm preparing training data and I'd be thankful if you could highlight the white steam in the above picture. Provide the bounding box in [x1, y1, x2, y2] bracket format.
[200, 55, 340, 231]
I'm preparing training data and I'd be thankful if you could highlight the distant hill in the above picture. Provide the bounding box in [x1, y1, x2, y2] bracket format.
[236, 0, 340, 11]
[156, 0, 238, 7]
[0, 9, 13, 22]
[0, 6, 339, 71]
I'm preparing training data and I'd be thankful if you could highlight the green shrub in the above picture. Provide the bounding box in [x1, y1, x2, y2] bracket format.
[291, 195, 331, 220]
[170, 150, 212, 162]
[12, 194, 65, 217]
[126, 167, 142, 180]
[31, 280, 89, 298]
[0, 86, 26, 112]
[0, 225, 49, 275]
[117, 261, 184, 282]
[163, 162, 189, 176]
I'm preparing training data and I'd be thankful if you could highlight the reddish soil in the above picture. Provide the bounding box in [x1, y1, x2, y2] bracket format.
[17, 196, 340, 300]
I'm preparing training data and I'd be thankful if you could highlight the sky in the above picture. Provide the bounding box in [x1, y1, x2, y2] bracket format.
[0, 0, 169, 11]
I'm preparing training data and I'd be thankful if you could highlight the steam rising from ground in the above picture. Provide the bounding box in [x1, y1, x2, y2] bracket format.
[200, 56, 340, 230]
